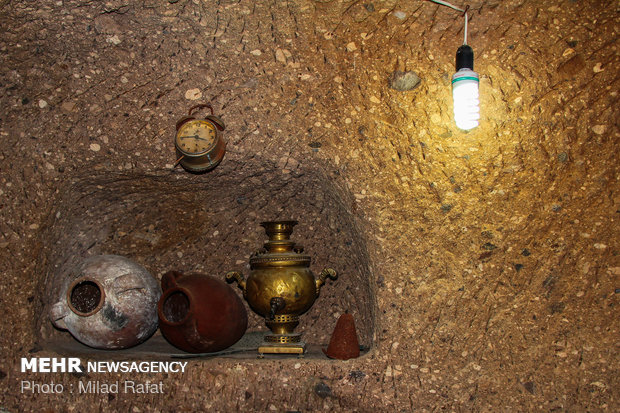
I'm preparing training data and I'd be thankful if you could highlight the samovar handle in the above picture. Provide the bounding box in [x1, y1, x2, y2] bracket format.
[315, 268, 337, 295]
[225, 271, 247, 294]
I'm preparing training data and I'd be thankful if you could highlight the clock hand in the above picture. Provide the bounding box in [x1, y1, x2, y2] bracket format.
[179, 135, 210, 141]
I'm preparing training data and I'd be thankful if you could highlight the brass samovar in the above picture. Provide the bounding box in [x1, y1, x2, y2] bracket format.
[226, 221, 337, 355]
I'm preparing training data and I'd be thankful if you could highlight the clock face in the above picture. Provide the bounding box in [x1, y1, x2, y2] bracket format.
[175, 120, 217, 155]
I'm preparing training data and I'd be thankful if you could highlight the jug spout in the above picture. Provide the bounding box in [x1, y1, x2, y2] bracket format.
[50, 301, 69, 330]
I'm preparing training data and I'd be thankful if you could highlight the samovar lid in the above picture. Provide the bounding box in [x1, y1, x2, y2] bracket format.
[249, 221, 311, 268]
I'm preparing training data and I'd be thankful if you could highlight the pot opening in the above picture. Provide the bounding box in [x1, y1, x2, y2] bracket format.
[70, 280, 102, 315]
[162, 291, 190, 323]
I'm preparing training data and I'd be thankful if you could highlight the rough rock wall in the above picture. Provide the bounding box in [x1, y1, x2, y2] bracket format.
[0, 0, 617, 411]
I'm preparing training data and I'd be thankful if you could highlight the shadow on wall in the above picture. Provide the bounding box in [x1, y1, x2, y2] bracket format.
[35, 157, 376, 355]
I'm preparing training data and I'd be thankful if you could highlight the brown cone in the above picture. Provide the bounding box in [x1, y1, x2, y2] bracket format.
[323, 313, 360, 360]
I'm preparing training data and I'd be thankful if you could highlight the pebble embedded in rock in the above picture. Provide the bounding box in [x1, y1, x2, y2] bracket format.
[106, 35, 122, 45]
[389, 71, 421, 91]
[275, 48, 286, 63]
[314, 382, 331, 398]
[38, 99, 48, 108]
[61, 101, 76, 112]
[482, 242, 497, 250]
[287, 157, 299, 170]
[523, 381, 535, 394]
[185, 88, 202, 100]
[89, 143, 101, 152]
[593, 62, 603, 73]
[592, 125, 606, 135]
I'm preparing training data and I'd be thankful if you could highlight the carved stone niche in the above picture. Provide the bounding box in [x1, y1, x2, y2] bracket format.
[36, 159, 376, 357]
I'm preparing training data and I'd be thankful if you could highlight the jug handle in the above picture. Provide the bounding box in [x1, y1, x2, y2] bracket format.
[225, 271, 246, 294]
[316, 268, 337, 295]
[161, 270, 184, 292]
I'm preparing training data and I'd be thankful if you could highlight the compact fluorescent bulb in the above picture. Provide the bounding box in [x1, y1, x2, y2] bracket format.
[452, 44, 480, 130]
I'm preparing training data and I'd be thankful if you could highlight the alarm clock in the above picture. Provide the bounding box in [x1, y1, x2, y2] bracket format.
[174, 103, 226, 173]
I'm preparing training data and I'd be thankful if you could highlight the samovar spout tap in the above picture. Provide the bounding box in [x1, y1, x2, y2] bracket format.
[268, 297, 286, 320]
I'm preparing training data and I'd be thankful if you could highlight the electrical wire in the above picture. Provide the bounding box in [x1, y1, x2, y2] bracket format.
[427, 0, 465, 12]
[425, 0, 470, 45]
[464, 12, 468, 45]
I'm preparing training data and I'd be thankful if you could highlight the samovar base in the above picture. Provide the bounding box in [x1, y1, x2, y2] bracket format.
[258, 333, 306, 356]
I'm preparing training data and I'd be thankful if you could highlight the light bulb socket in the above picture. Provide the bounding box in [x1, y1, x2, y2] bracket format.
[456, 44, 474, 71]
[451, 68, 479, 85]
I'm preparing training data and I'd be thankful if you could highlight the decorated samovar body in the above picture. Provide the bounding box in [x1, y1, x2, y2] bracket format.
[226, 220, 337, 355]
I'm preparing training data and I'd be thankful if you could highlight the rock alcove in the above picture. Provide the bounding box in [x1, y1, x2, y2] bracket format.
[35, 159, 375, 357]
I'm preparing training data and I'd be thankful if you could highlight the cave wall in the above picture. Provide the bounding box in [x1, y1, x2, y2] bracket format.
[0, 0, 618, 411]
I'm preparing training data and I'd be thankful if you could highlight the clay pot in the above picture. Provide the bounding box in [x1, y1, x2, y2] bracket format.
[49, 255, 161, 349]
[158, 271, 248, 353]
[323, 313, 360, 360]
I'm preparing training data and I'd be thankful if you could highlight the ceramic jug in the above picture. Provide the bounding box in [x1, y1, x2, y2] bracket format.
[158, 270, 248, 353]
[49, 255, 161, 349]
